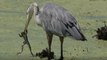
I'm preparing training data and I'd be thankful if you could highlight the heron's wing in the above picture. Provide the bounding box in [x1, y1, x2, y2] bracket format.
[39, 3, 86, 40]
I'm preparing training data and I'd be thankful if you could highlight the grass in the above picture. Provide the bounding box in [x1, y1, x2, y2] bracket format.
[0, 0, 107, 60]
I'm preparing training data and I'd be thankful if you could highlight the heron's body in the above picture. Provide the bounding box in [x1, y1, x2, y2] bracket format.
[35, 3, 85, 40]
[25, 2, 86, 60]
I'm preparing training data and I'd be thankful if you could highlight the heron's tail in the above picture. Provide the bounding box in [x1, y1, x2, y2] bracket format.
[68, 26, 87, 41]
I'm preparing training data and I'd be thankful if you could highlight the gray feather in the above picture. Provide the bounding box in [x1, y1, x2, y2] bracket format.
[38, 3, 86, 40]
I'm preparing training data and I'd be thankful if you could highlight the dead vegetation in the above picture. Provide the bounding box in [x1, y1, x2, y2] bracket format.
[35, 48, 54, 59]
[93, 21, 107, 40]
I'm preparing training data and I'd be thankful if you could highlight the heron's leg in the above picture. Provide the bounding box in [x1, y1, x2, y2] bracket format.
[59, 37, 64, 60]
[46, 33, 53, 60]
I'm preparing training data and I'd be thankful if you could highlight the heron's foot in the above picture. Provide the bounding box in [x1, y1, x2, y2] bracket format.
[48, 54, 51, 60]
[48, 53, 52, 60]
[48, 58, 51, 60]
[59, 57, 64, 60]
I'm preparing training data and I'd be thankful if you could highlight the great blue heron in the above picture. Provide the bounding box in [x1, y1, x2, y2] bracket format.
[24, 2, 86, 60]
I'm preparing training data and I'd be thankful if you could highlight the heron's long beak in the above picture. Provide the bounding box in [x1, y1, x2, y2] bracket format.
[24, 13, 33, 31]
[24, 3, 36, 31]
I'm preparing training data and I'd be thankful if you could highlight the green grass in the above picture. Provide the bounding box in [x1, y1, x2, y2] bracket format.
[0, 0, 107, 60]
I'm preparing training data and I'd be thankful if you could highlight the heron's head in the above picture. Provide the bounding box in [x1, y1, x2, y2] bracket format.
[32, 2, 39, 15]
[32, 2, 38, 7]
[26, 2, 39, 19]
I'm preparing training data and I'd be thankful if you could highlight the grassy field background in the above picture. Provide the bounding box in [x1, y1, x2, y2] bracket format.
[0, 0, 107, 60]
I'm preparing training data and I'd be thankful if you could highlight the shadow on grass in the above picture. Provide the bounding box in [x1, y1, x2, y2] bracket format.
[1, 56, 107, 60]
[63, 56, 107, 60]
